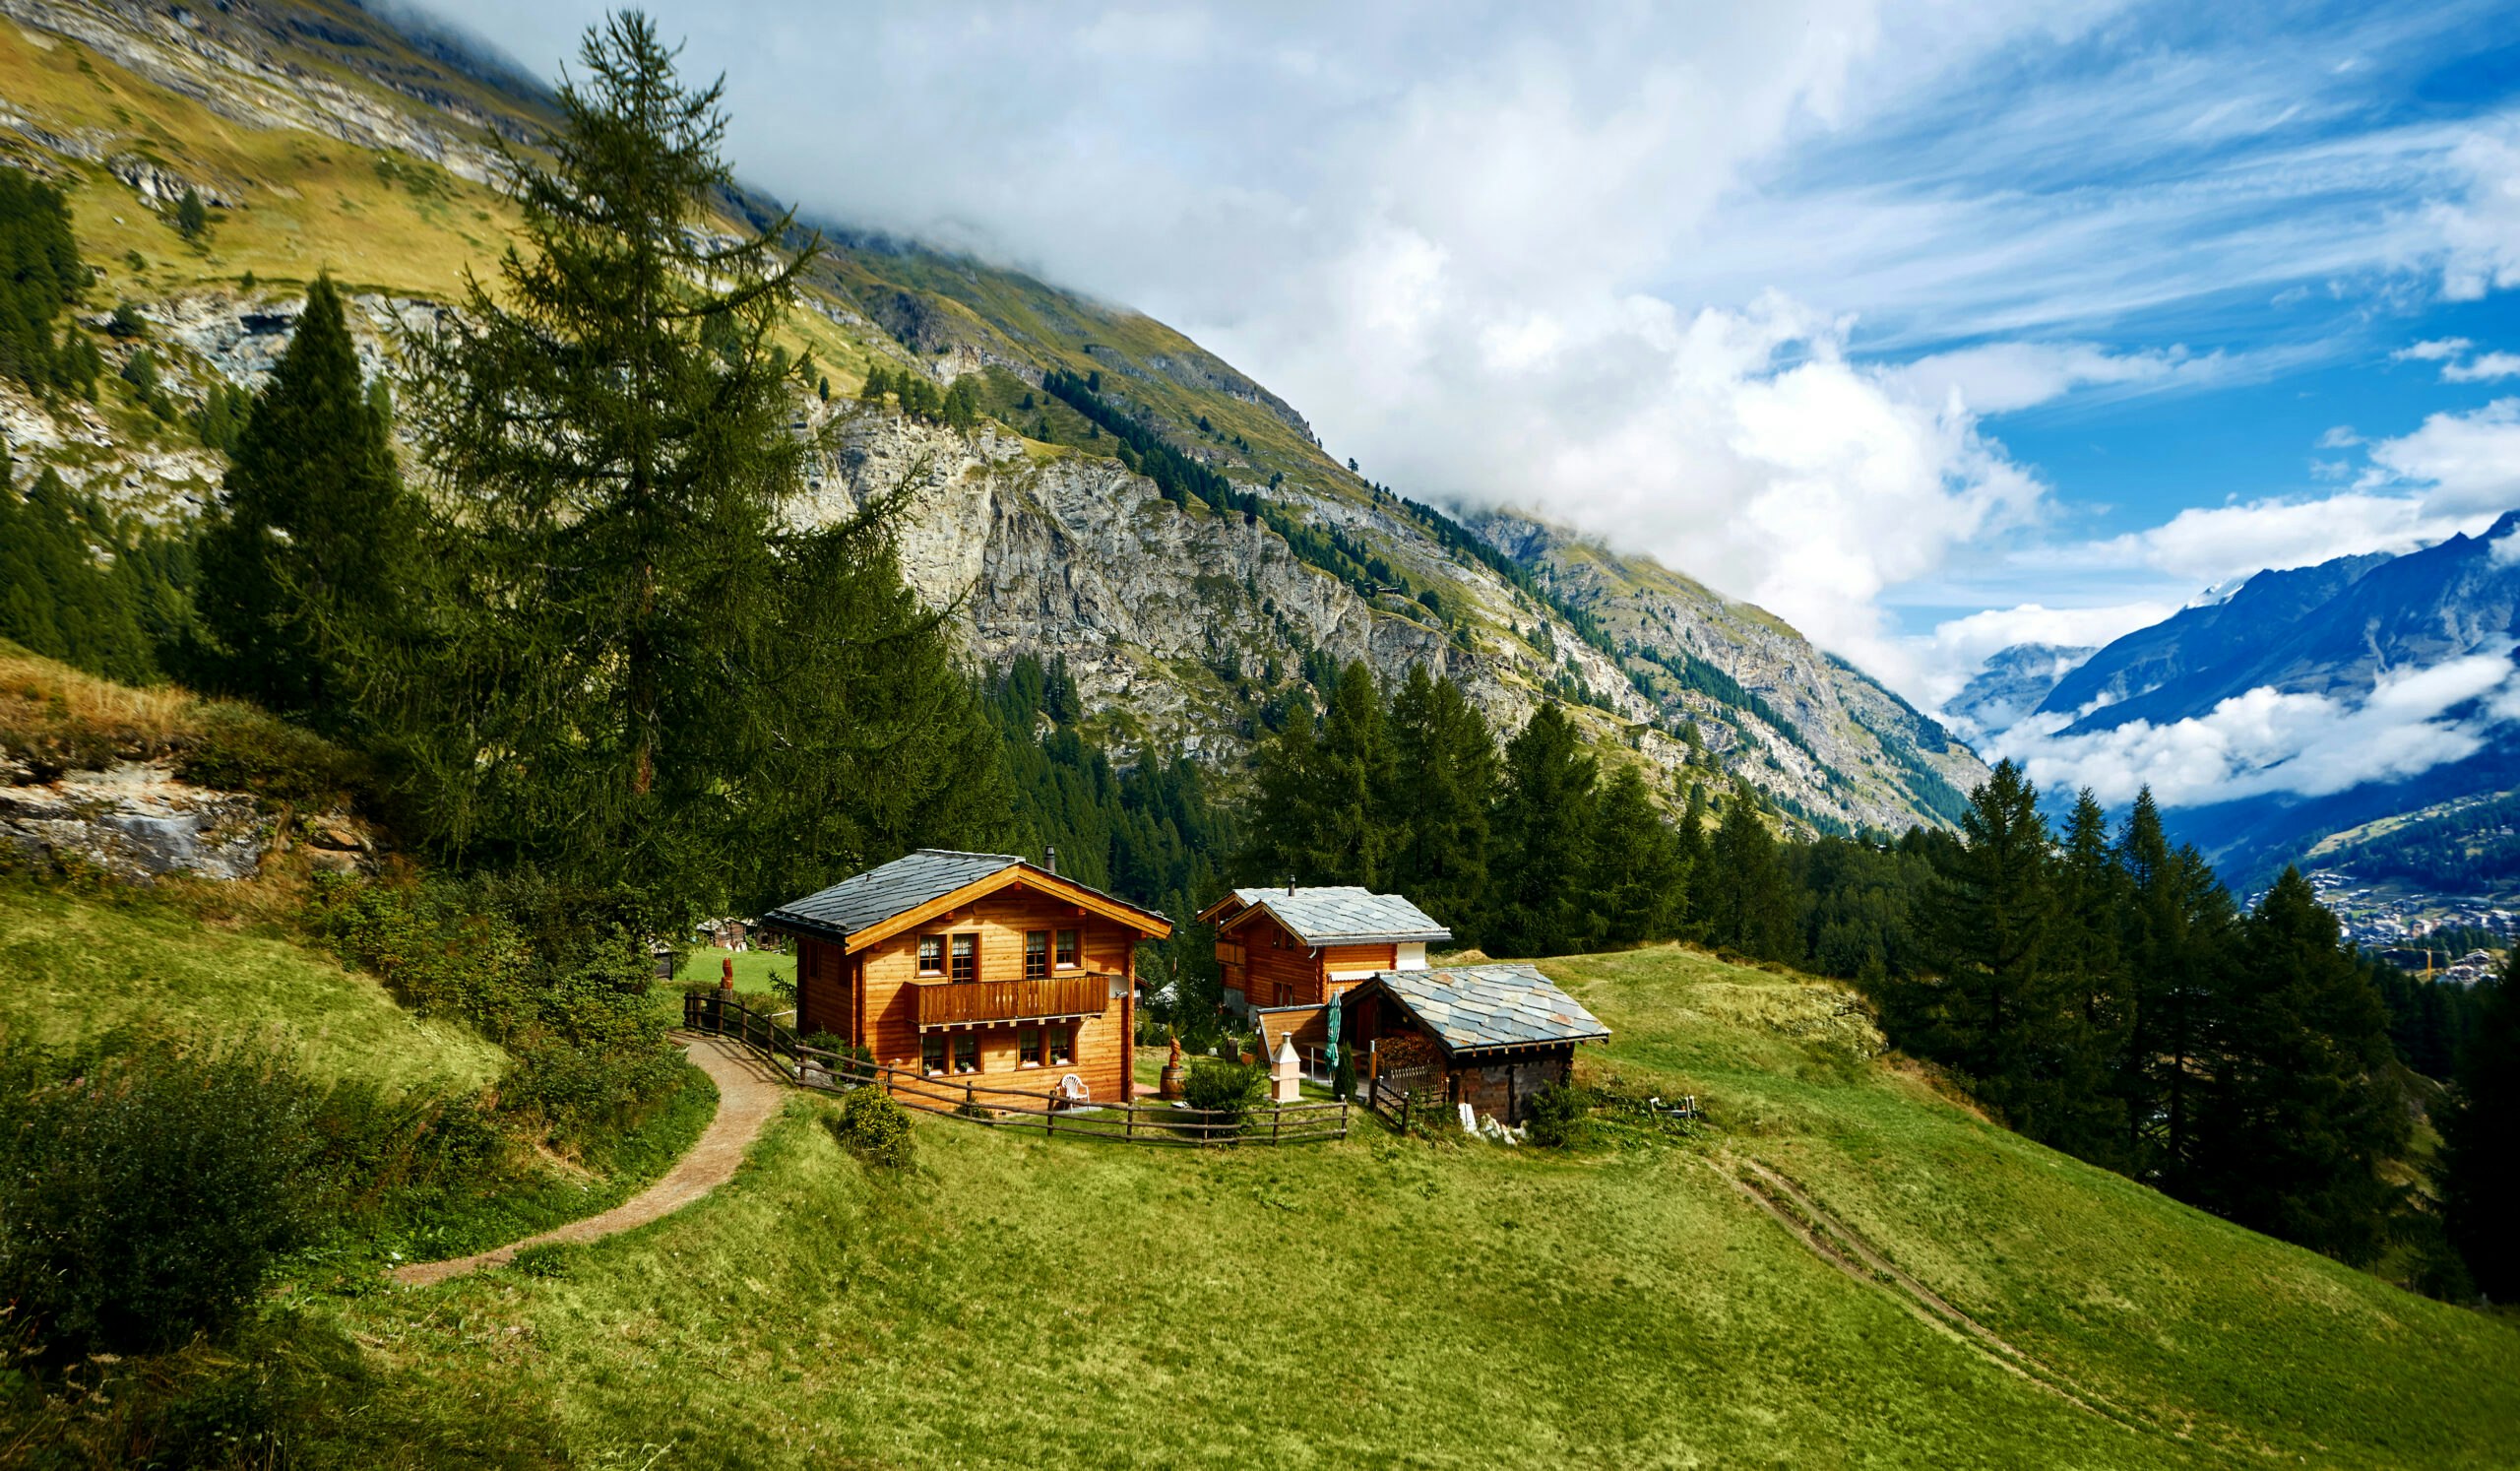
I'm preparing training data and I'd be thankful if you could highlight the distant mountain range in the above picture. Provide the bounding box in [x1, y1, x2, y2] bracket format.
[1959, 515, 2520, 887]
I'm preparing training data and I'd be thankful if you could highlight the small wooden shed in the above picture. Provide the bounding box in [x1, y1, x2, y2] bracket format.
[1341, 963, 1610, 1125]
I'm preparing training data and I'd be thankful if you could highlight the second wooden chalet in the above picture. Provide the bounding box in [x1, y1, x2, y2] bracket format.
[1197, 884, 1453, 1063]
[762, 849, 1172, 1106]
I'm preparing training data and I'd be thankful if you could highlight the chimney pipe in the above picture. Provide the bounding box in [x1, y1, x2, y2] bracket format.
[1286, 875, 1295, 896]
[1045, 845, 1058, 876]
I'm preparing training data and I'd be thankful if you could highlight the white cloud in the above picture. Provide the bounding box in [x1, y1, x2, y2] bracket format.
[1911, 599, 2176, 710]
[1990, 649, 2520, 806]
[2396, 337, 2472, 360]
[2444, 351, 2520, 382]
[2431, 120, 2520, 301]
[2362, 398, 2520, 513]
[2079, 491, 2479, 584]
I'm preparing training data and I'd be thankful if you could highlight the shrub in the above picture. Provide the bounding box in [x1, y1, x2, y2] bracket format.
[1523, 1082, 1594, 1149]
[831, 1085, 914, 1169]
[1182, 1056, 1266, 1127]
[0, 1040, 330, 1358]
[175, 700, 366, 808]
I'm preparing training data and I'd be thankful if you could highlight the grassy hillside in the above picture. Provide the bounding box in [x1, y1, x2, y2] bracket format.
[0, 883, 505, 1092]
[340, 945, 2520, 1469]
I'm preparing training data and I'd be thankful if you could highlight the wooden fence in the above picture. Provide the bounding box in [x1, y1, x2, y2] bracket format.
[682, 991, 1350, 1147]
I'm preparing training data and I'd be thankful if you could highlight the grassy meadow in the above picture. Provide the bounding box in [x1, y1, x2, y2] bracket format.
[0, 882, 505, 1092]
[333, 944, 2520, 1469]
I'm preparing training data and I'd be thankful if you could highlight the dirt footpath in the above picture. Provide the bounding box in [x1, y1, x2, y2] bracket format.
[391, 1030, 788, 1288]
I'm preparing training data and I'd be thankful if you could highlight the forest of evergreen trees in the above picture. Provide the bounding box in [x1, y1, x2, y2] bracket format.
[1231, 660, 2510, 1293]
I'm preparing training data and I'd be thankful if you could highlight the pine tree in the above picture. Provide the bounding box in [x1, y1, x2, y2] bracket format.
[858, 366, 889, 403]
[1485, 703, 1599, 957]
[2194, 868, 2407, 1263]
[0, 167, 87, 393]
[941, 374, 979, 430]
[194, 275, 410, 726]
[174, 187, 209, 242]
[1387, 666, 1495, 939]
[1591, 765, 1682, 943]
[2049, 786, 2132, 1165]
[2442, 951, 2520, 1299]
[0, 452, 173, 684]
[1700, 783, 1795, 960]
[1243, 661, 1393, 886]
[1672, 782, 1710, 933]
[2117, 789, 2236, 1188]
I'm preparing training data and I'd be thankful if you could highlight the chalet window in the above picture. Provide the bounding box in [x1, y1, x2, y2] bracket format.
[953, 1034, 978, 1074]
[1018, 1023, 1042, 1066]
[1054, 928, 1081, 970]
[1049, 1023, 1076, 1066]
[1274, 982, 1294, 1007]
[1024, 930, 1049, 979]
[917, 935, 945, 977]
[950, 933, 978, 982]
[921, 1034, 947, 1075]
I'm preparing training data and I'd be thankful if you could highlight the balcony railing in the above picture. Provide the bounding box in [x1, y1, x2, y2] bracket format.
[1215, 939, 1246, 968]
[914, 972, 1111, 1030]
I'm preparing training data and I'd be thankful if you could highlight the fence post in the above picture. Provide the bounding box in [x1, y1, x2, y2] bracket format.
[1272, 1103, 1283, 1145]
[1125, 1103, 1135, 1142]
[1340, 1097, 1349, 1139]
[1402, 1090, 1412, 1133]
[1045, 1102, 1056, 1138]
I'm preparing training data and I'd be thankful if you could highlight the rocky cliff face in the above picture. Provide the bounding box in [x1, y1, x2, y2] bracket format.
[803, 410, 1985, 830]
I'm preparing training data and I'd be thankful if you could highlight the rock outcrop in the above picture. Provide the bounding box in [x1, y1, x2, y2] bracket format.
[0, 761, 268, 881]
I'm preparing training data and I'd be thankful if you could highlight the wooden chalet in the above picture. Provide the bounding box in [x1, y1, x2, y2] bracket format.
[1196, 885, 1453, 1065]
[762, 850, 1172, 1105]
[1342, 962, 1610, 1125]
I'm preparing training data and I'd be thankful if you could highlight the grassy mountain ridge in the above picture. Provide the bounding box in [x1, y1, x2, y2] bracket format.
[0, 0, 1984, 831]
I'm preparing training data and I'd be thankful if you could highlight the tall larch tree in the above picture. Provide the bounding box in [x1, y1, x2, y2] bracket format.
[391, 14, 999, 915]
[1699, 782, 1796, 960]
[1591, 764, 1683, 944]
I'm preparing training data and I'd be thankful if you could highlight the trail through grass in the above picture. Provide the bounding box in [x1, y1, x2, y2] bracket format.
[338, 944, 2520, 1468]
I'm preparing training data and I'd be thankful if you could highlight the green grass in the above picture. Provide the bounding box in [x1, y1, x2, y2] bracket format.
[0, 882, 505, 1092]
[332, 943, 2520, 1468]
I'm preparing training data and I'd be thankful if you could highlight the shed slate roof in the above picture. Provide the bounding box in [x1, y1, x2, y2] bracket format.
[761, 849, 1168, 944]
[1357, 963, 1609, 1055]
[1223, 886, 1452, 946]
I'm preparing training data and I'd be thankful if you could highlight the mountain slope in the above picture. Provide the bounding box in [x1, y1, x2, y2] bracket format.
[0, 0, 1985, 831]
[1945, 641, 2093, 736]
[338, 941, 2520, 1467]
[2039, 550, 2392, 727]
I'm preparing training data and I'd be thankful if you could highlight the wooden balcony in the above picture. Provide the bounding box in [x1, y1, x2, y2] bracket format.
[1216, 939, 1246, 968]
[914, 972, 1110, 1030]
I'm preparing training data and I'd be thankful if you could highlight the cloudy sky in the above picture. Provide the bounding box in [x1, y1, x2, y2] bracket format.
[418, 0, 2520, 717]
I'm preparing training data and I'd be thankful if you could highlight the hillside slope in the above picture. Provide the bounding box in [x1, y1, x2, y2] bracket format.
[0, 0, 1985, 833]
[343, 942, 2520, 1468]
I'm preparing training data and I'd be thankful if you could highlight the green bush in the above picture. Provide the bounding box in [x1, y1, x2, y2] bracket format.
[831, 1085, 914, 1169]
[175, 700, 366, 808]
[1182, 1056, 1266, 1126]
[1523, 1081, 1594, 1149]
[0, 1040, 329, 1357]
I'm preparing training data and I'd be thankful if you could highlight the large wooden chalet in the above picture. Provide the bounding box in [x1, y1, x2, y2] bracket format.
[1197, 884, 1453, 1062]
[762, 850, 1172, 1105]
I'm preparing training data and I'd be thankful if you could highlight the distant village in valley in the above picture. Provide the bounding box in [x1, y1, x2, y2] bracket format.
[2297, 868, 2514, 979]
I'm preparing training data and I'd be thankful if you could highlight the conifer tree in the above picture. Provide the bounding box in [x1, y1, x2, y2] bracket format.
[2049, 786, 2132, 1164]
[0, 455, 162, 683]
[194, 275, 410, 726]
[941, 374, 979, 430]
[2116, 789, 2236, 1188]
[2442, 951, 2520, 1299]
[1388, 666, 1495, 937]
[1672, 781, 1711, 932]
[1244, 661, 1393, 886]
[858, 366, 889, 403]
[1700, 782, 1795, 959]
[1591, 764, 1682, 943]
[174, 187, 209, 242]
[2194, 867, 2407, 1264]
[1485, 703, 1599, 956]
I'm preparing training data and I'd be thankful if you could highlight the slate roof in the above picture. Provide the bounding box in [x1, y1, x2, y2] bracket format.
[1357, 963, 1609, 1056]
[761, 849, 1168, 943]
[1223, 886, 1453, 946]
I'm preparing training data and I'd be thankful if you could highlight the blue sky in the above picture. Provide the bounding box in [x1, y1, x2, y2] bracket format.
[423, 0, 2520, 709]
